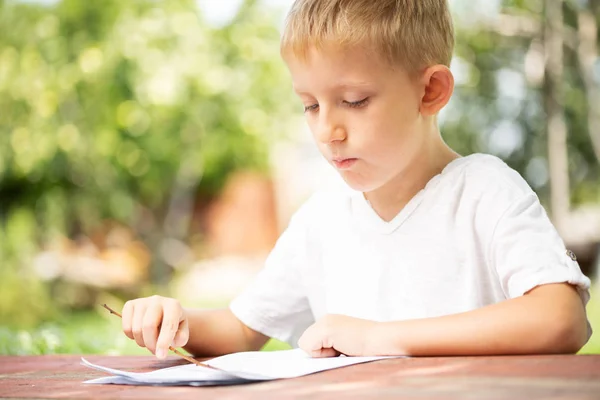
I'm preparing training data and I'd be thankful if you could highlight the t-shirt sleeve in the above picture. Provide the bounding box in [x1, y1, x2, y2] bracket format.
[229, 205, 315, 348]
[489, 191, 591, 305]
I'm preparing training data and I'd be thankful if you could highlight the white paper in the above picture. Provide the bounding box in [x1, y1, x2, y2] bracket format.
[205, 348, 396, 379]
[82, 348, 400, 386]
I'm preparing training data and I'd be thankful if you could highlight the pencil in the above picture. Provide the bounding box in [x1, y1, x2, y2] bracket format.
[101, 303, 219, 369]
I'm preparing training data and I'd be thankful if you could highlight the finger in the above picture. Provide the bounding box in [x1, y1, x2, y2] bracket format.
[132, 302, 147, 348]
[172, 317, 189, 348]
[298, 325, 341, 358]
[142, 303, 163, 354]
[155, 302, 182, 359]
[298, 327, 320, 355]
[311, 348, 339, 358]
[121, 301, 134, 340]
[299, 333, 338, 358]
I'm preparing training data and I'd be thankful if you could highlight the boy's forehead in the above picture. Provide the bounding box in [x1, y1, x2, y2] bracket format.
[285, 45, 397, 92]
[286, 44, 384, 70]
[284, 47, 412, 94]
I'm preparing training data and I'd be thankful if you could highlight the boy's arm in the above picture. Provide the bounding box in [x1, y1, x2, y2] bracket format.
[299, 283, 588, 356]
[374, 283, 588, 355]
[183, 308, 270, 357]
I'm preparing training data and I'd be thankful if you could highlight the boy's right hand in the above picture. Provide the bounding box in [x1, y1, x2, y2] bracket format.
[121, 296, 189, 359]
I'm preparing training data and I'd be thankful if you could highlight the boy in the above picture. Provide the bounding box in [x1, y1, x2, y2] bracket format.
[121, 0, 591, 359]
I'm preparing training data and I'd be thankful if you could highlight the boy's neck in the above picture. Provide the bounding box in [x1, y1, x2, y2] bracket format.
[364, 134, 459, 223]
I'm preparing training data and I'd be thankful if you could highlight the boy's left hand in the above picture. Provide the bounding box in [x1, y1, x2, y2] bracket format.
[298, 314, 377, 357]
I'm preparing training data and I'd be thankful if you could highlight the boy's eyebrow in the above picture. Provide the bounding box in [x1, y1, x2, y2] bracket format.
[293, 81, 374, 95]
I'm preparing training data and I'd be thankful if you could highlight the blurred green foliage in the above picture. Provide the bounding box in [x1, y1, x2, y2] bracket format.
[0, 0, 297, 327]
[443, 1, 600, 206]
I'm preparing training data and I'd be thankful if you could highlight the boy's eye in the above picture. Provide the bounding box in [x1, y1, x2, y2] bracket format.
[344, 97, 369, 108]
[304, 104, 319, 113]
[303, 97, 369, 113]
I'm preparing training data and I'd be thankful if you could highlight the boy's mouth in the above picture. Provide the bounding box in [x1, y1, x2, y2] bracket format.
[332, 158, 358, 170]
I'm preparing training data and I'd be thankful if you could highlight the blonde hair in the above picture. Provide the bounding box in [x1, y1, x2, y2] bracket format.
[281, 0, 455, 72]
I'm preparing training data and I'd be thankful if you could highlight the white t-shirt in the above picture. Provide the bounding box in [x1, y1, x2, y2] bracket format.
[229, 154, 592, 347]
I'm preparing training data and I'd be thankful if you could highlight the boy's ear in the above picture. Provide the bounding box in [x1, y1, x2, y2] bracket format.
[419, 65, 454, 116]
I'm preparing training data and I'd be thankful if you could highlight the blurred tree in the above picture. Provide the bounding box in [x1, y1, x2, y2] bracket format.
[442, 0, 600, 275]
[0, 0, 296, 325]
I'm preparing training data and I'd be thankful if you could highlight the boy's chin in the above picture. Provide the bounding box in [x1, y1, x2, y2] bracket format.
[339, 174, 380, 193]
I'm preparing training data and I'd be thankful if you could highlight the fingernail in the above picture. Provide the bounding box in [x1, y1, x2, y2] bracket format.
[156, 349, 166, 359]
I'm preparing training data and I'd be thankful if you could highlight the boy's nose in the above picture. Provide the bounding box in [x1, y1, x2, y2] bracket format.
[316, 118, 347, 144]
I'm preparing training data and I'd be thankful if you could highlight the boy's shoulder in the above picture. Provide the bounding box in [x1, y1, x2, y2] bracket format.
[455, 153, 534, 199]
[445, 153, 544, 226]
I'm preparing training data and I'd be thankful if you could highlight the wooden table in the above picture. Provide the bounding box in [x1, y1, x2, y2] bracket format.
[1, 354, 599, 399]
